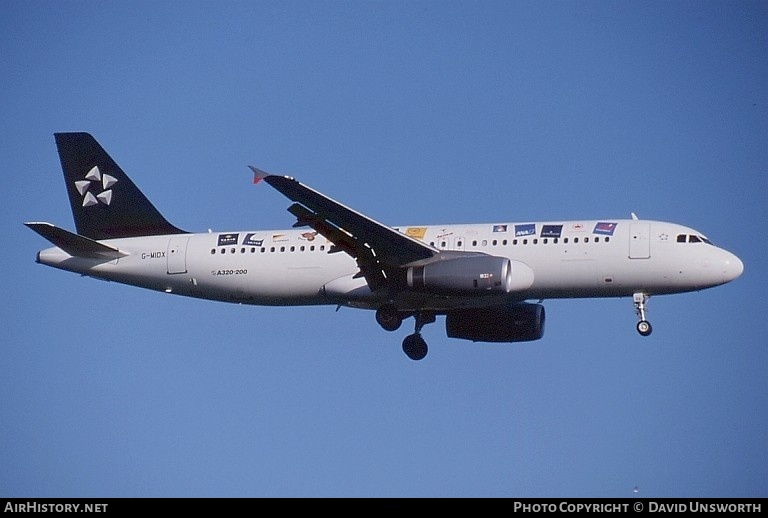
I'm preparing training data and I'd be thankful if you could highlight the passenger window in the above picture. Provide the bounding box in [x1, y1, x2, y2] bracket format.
[574, 238, 579, 244]
[543, 238, 548, 244]
[584, 237, 589, 243]
[210, 249, 215, 255]
[533, 239, 538, 245]
[553, 238, 558, 244]
[564, 238, 569, 244]
[241, 247, 245, 254]
[604, 237, 610, 243]
[492, 240, 497, 246]
[310, 245, 315, 251]
[457, 241, 463, 247]
[513, 239, 518, 245]
[270, 247, 275, 253]
[280, 246, 286, 252]
[523, 239, 528, 245]
[482, 240, 488, 246]
[502, 240, 507, 246]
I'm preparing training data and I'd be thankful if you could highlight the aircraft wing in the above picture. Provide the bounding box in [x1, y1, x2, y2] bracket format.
[250, 168, 436, 290]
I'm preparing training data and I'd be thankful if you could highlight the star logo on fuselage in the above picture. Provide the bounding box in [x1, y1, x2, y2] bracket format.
[74, 166, 118, 207]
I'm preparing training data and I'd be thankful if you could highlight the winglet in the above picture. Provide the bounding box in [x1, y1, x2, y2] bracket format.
[249, 166, 270, 184]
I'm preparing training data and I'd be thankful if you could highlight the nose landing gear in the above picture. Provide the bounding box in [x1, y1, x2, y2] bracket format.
[634, 292, 653, 336]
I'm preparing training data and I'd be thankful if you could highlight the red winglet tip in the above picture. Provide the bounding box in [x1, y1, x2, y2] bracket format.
[249, 166, 268, 185]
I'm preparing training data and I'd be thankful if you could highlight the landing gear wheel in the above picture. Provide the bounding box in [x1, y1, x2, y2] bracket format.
[633, 292, 653, 337]
[637, 320, 652, 336]
[402, 334, 428, 361]
[376, 304, 402, 332]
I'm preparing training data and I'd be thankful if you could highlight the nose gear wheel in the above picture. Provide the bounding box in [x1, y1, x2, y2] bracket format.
[634, 293, 652, 336]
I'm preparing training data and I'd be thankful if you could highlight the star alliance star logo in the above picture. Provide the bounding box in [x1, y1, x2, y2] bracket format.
[75, 166, 118, 207]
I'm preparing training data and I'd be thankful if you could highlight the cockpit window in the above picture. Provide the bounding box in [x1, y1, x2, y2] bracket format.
[677, 234, 714, 245]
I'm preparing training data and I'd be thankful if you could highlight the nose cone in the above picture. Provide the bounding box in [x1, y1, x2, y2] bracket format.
[722, 251, 744, 283]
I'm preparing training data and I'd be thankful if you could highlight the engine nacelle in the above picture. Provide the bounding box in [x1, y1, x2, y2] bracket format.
[445, 303, 545, 342]
[406, 255, 532, 295]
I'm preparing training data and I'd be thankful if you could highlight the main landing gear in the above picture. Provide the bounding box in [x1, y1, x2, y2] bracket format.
[633, 292, 653, 336]
[375, 304, 402, 332]
[375, 305, 435, 361]
[402, 334, 428, 361]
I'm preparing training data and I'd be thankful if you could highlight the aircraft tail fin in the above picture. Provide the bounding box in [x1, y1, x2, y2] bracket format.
[25, 222, 128, 260]
[55, 132, 187, 240]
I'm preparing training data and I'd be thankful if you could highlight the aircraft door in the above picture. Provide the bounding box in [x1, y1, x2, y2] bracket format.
[629, 223, 651, 259]
[167, 237, 189, 274]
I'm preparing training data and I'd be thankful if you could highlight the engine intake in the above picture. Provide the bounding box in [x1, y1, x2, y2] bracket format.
[445, 303, 545, 342]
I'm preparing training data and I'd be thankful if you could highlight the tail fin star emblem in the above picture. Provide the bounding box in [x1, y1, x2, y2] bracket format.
[76, 166, 117, 207]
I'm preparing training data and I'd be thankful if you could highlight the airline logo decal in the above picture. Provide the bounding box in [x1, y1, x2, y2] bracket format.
[405, 227, 427, 239]
[492, 224, 508, 233]
[217, 233, 239, 246]
[243, 233, 264, 246]
[593, 222, 618, 236]
[540, 225, 563, 238]
[299, 231, 318, 241]
[75, 166, 118, 207]
[514, 224, 536, 237]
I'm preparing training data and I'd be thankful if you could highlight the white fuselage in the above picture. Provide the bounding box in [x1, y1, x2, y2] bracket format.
[35, 219, 743, 312]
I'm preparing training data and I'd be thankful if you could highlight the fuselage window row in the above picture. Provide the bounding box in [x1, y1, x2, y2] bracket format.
[459, 236, 611, 248]
[211, 244, 327, 255]
[210, 236, 614, 255]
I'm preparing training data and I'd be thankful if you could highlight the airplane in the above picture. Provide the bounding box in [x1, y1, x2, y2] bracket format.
[26, 132, 744, 360]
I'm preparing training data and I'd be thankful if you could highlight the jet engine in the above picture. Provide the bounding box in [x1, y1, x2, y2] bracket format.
[406, 255, 533, 295]
[445, 303, 545, 342]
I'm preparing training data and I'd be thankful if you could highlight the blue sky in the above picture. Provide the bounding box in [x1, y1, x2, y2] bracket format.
[2, 0, 766, 497]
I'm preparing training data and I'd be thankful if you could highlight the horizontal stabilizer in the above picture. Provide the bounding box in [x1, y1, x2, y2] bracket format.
[25, 222, 128, 260]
